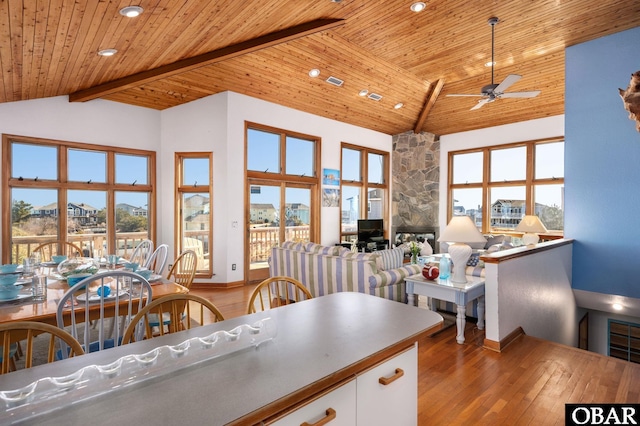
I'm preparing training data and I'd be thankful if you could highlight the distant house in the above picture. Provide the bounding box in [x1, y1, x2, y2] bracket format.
[32, 202, 99, 226]
[250, 203, 277, 224]
[183, 194, 210, 221]
[284, 203, 310, 225]
[116, 203, 148, 217]
[68, 203, 100, 226]
[31, 202, 58, 217]
[367, 189, 383, 219]
[490, 199, 547, 229]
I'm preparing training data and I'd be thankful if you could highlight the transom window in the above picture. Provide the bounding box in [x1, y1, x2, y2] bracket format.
[448, 138, 564, 234]
[340, 144, 389, 242]
[2, 134, 155, 263]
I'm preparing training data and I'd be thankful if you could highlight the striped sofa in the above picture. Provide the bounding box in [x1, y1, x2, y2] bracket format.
[268, 242, 422, 303]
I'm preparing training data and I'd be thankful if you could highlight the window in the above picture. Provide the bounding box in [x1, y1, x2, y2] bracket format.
[175, 153, 213, 277]
[609, 319, 640, 364]
[340, 144, 389, 242]
[245, 123, 319, 282]
[447, 138, 564, 234]
[2, 135, 155, 264]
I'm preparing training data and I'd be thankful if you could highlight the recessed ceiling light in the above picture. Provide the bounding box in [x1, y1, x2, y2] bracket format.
[410, 2, 426, 12]
[120, 6, 144, 17]
[308, 68, 320, 78]
[613, 303, 623, 311]
[394, 102, 404, 109]
[98, 48, 118, 57]
[359, 89, 368, 97]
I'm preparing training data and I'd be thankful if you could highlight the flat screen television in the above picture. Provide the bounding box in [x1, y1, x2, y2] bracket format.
[357, 219, 384, 242]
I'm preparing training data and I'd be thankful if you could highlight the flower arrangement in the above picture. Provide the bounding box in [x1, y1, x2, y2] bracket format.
[410, 242, 421, 264]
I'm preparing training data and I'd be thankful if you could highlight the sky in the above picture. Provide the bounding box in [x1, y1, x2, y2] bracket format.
[11, 136, 562, 215]
[451, 141, 564, 212]
[11, 143, 154, 210]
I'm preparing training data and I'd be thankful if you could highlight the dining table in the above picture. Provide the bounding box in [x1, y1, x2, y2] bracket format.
[0, 271, 189, 327]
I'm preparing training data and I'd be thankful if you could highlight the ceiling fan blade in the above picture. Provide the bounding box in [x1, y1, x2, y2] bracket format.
[470, 99, 490, 110]
[500, 90, 541, 98]
[446, 94, 484, 97]
[494, 74, 522, 94]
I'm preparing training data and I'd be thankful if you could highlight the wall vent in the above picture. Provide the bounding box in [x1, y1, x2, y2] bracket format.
[326, 76, 344, 87]
[368, 93, 383, 101]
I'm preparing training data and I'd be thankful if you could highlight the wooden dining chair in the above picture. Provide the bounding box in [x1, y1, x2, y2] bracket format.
[122, 294, 225, 344]
[246, 276, 313, 314]
[33, 241, 83, 262]
[167, 250, 197, 290]
[128, 239, 154, 266]
[56, 270, 152, 358]
[0, 321, 84, 374]
[144, 244, 169, 275]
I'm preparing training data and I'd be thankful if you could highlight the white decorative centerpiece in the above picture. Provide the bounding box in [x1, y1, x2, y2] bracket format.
[438, 216, 486, 283]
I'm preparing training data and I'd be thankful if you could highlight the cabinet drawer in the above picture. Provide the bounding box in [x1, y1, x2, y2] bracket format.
[270, 379, 357, 426]
[356, 345, 417, 426]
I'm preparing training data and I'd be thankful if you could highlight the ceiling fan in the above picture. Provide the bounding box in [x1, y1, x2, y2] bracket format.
[447, 17, 541, 110]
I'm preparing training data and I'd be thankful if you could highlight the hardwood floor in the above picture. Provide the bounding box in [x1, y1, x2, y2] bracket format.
[192, 285, 640, 425]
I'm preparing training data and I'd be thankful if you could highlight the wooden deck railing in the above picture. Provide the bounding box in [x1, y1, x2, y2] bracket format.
[248, 226, 309, 263]
[10, 232, 149, 264]
[9, 226, 309, 266]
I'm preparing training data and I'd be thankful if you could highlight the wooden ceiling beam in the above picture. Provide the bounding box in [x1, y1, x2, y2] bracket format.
[414, 78, 445, 134]
[69, 18, 345, 103]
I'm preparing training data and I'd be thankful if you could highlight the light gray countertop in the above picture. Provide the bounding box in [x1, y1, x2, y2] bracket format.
[1, 292, 442, 425]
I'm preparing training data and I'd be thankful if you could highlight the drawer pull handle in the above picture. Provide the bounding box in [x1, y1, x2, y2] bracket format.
[301, 408, 336, 426]
[378, 368, 404, 386]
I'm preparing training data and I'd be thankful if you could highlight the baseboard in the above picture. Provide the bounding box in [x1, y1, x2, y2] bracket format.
[483, 326, 525, 352]
[190, 280, 245, 289]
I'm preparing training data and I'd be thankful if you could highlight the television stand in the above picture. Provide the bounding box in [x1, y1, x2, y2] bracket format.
[357, 239, 389, 252]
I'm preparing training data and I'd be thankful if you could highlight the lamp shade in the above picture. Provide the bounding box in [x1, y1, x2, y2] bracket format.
[515, 215, 547, 233]
[437, 216, 486, 243]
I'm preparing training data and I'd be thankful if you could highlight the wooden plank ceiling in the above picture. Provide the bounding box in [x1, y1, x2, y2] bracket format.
[2, 0, 640, 136]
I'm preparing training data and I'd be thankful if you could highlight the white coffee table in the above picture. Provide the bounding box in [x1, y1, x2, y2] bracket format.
[405, 273, 485, 344]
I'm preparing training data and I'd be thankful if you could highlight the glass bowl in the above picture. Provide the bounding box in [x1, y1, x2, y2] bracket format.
[57, 257, 99, 279]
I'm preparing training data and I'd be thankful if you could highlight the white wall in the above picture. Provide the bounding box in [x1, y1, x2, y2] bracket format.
[484, 243, 577, 346]
[0, 96, 161, 252]
[1, 93, 392, 285]
[160, 91, 393, 284]
[160, 93, 230, 281]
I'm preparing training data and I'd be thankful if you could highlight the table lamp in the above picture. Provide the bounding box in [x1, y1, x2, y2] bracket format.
[515, 215, 547, 246]
[437, 216, 486, 283]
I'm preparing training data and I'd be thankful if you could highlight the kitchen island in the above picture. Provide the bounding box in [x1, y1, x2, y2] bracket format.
[1, 292, 443, 425]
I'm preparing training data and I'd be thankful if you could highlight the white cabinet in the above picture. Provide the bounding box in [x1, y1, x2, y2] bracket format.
[356, 345, 417, 426]
[270, 345, 417, 426]
[270, 379, 357, 426]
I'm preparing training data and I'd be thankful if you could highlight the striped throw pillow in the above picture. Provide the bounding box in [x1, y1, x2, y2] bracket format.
[375, 247, 404, 270]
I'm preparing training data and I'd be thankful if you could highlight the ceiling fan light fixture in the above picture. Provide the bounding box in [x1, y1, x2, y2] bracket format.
[359, 89, 368, 97]
[308, 68, 320, 78]
[97, 48, 118, 57]
[410, 2, 426, 12]
[119, 6, 144, 18]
